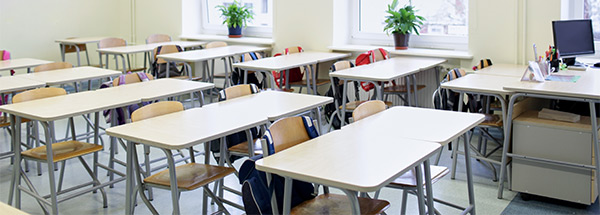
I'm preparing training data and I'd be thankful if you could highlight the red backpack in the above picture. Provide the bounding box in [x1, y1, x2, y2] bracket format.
[355, 48, 390, 91]
[271, 46, 304, 89]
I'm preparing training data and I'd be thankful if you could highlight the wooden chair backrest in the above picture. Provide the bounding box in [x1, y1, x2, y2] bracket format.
[240, 52, 263, 62]
[13, 87, 67, 103]
[352, 100, 387, 122]
[332, 60, 353, 71]
[99, 37, 126, 49]
[112, 73, 155, 86]
[146, 34, 171, 44]
[284, 46, 303, 55]
[371, 49, 388, 62]
[224, 84, 254, 100]
[34, 62, 73, 73]
[205, 41, 228, 49]
[131, 101, 183, 122]
[152, 45, 181, 64]
[268, 117, 311, 153]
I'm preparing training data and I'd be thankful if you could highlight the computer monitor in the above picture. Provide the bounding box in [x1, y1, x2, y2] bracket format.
[552, 19, 595, 66]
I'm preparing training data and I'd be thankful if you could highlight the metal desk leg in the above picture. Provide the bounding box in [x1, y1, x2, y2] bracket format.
[451, 93, 464, 179]
[376, 83, 383, 101]
[340, 80, 349, 127]
[415, 164, 426, 215]
[423, 160, 435, 215]
[283, 177, 293, 214]
[125, 140, 135, 214]
[312, 63, 319, 95]
[40, 121, 59, 214]
[163, 149, 180, 214]
[60, 44, 66, 63]
[463, 133, 476, 215]
[74, 45, 81, 67]
[341, 189, 361, 215]
[405, 76, 412, 106]
[412, 74, 419, 107]
[498, 94, 519, 198]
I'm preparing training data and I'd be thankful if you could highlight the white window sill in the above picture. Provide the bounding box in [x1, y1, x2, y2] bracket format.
[180, 34, 274, 46]
[328, 44, 473, 60]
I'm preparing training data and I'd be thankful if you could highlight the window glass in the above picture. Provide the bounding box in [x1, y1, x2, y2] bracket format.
[584, 0, 600, 41]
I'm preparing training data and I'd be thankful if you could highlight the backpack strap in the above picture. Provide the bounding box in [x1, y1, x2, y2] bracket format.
[136, 72, 150, 82]
[301, 116, 319, 138]
[118, 74, 127, 86]
[249, 83, 259, 93]
[249, 52, 258, 60]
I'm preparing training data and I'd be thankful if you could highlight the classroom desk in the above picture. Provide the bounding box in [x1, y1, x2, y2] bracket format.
[18, 66, 121, 88]
[367, 106, 484, 214]
[0, 58, 53, 74]
[56, 37, 108, 66]
[473, 64, 527, 77]
[498, 69, 600, 201]
[0, 79, 213, 214]
[329, 57, 445, 126]
[158, 45, 271, 83]
[0, 76, 46, 94]
[96, 41, 206, 73]
[233, 52, 350, 94]
[256, 130, 441, 215]
[106, 90, 330, 214]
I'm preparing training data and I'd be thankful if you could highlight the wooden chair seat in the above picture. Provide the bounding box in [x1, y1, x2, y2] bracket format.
[21, 141, 103, 162]
[289, 79, 331, 87]
[290, 193, 390, 215]
[144, 163, 235, 191]
[342, 101, 393, 111]
[480, 113, 503, 127]
[0, 116, 31, 128]
[228, 138, 262, 155]
[388, 165, 449, 187]
[126, 67, 147, 73]
[383, 84, 426, 93]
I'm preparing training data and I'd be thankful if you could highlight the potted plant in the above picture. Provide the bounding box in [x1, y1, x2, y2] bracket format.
[383, 0, 425, 50]
[216, 0, 254, 38]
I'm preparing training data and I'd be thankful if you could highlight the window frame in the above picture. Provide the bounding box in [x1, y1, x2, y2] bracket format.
[349, 0, 469, 51]
[199, 0, 273, 38]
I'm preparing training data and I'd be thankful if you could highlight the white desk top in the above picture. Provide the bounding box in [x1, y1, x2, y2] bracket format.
[233, 52, 350, 71]
[98, 78, 214, 102]
[106, 106, 268, 150]
[474, 64, 527, 77]
[55, 37, 108, 44]
[0, 201, 29, 215]
[0, 58, 53, 71]
[256, 126, 441, 192]
[96, 41, 206, 55]
[211, 90, 333, 121]
[18, 66, 121, 85]
[354, 106, 484, 145]
[0, 76, 46, 94]
[158, 45, 271, 62]
[441, 74, 519, 95]
[329, 57, 446, 82]
[503, 70, 600, 100]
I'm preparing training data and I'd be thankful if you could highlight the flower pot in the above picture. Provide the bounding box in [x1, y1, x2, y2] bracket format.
[393, 33, 410, 50]
[228, 26, 242, 38]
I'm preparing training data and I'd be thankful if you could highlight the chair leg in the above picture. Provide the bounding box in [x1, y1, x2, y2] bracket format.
[401, 190, 409, 215]
[57, 160, 67, 192]
[78, 156, 108, 208]
[203, 185, 230, 215]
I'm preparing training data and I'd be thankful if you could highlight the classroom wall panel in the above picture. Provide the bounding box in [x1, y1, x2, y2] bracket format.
[0, 0, 129, 73]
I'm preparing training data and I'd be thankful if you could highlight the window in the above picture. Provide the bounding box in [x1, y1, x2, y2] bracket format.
[352, 0, 469, 50]
[584, 0, 600, 41]
[200, 0, 273, 37]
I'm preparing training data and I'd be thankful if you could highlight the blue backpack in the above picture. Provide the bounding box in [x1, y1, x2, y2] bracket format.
[239, 116, 319, 214]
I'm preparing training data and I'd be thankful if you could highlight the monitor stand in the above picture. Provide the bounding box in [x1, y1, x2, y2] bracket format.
[563, 57, 577, 66]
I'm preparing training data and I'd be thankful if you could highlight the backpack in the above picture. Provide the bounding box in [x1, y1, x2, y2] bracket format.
[150, 45, 184, 78]
[472, 59, 493, 71]
[355, 48, 390, 92]
[101, 72, 152, 125]
[210, 84, 261, 163]
[271, 47, 305, 89]
[433, 68, 480, 113]
[231, 52, 266, 88]
[324, 62, 358, 130]
[0, 50, 15, 76]
[239, 116, 319, 214]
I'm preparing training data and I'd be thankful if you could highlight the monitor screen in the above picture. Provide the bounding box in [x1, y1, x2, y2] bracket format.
[552, 19, 595, 57]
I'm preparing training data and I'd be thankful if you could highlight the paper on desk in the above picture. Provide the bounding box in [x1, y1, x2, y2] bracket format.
[545, 74, 581, 83]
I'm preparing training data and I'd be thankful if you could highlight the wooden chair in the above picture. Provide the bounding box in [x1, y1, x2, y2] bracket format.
[98, 37, 145, 73]
[151, 45, 191, 79]
[261, 116, 390, 215]
[33, 62, 73, 73]
[11, 87, 107, 214]
[352, 101, 449, 215]
[328, 60, 392, 129]
[145, 34, 171, 44]
[130, 101, 235, 214]
[283, 46, 330, 94]
[112, 72, 155, 86]
[218, 84, 262, 170]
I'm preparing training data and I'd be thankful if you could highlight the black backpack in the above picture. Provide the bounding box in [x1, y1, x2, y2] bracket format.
[325, 61, 358, 130]
[150, 45, 184, 78]
[231, 52, 266, 88]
